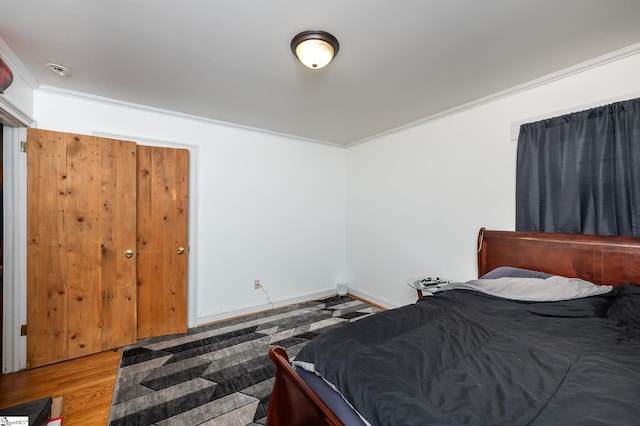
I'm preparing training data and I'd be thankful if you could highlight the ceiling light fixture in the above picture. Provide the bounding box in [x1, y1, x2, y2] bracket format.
[46, 62, 72, 77]
[291, 30, 339, 69]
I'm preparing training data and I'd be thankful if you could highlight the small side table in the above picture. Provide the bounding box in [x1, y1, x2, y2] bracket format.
[407, 277, 451, 298]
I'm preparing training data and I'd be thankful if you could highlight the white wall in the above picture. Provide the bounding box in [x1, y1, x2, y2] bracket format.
[346, 52, 640, 308]
[33, 90, 347, 325]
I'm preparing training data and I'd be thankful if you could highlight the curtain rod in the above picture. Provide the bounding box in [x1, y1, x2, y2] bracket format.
[510, 90, 640, 141]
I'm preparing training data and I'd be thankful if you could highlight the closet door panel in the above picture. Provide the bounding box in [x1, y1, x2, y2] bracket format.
[66, 134, 138, 359]
[101, 139, 138, 350]
[66, 134, 104, 358]
[26, 130, 68, 368]
[137, 145, 188, 339]
[27, 129, 137, 367]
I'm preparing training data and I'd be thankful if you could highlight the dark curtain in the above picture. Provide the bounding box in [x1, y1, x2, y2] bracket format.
[516, 97, 640, 236]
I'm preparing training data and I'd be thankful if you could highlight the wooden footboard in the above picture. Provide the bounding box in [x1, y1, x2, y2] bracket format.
[267, 346, 344, 426]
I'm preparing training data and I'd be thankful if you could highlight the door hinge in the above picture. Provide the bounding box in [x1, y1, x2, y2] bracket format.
[21, 324, 27, 336]
[20, 141, 27, 153]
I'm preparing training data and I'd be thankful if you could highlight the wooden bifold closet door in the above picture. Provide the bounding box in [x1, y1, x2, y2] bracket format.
[26, 129, 189, 368]
[27, 129, 137, 368]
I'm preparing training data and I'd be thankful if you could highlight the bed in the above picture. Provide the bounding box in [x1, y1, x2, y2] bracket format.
[266, 228, 640, 425]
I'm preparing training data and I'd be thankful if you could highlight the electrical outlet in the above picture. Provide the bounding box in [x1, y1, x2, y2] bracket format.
[254, 280, 261, 289]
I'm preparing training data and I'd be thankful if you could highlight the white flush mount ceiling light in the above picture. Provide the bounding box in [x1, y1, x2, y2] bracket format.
[291, 30, 339, 69]
[46, 62, 72, 76]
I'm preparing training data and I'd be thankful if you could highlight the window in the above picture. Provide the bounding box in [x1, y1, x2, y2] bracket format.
[516, 98, 640, 236]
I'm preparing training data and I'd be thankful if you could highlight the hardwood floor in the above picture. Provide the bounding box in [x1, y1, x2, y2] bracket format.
[0, 349, 121, 426]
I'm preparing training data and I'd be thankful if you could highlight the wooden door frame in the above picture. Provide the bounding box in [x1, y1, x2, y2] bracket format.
[2, 125, 28, 373]
[96, 132, 199, 331]
[1, 54, 37, 372]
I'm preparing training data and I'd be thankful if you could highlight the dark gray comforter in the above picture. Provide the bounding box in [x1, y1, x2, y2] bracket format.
[294, 284, 640, 425]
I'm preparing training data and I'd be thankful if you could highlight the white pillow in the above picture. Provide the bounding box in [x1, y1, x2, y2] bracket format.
[439, 276, 612, 302]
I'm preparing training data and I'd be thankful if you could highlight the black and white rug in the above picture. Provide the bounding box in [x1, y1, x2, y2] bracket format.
[108, 295, 380, 425]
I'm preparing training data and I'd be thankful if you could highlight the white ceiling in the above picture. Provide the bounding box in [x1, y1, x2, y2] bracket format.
[1, 1, 640, 145]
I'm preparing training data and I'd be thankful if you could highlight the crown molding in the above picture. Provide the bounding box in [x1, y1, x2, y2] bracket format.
[0, 37, 39, 89]
[0, 95, 34, 127]
[17, 37, 640, 148]
[347, 42, 640, 148]
[36, 85, 346, 149]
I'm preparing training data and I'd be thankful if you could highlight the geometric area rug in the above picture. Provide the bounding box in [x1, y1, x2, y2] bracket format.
[108, 295, 380, 425]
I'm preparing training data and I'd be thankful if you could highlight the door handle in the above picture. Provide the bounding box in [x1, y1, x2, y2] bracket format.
[177, 247, 185, 255]
[124, 249, 134, 259]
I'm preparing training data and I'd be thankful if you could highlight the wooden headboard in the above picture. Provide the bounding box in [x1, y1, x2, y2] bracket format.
[477, 228, 640, 286]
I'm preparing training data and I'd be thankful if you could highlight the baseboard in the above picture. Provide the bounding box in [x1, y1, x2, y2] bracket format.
[196, 287, 400, 326]
[196, 288, 339, 326]
[347, 288, 398, 310]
